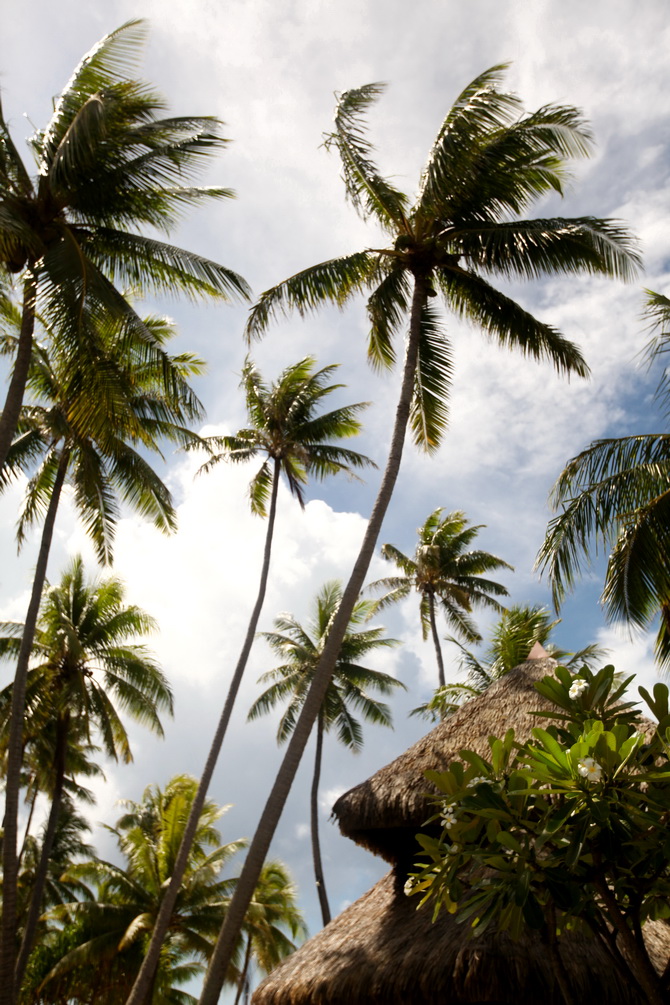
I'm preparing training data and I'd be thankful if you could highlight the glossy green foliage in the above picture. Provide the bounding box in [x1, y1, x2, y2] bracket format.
[409, 666, 670, 998]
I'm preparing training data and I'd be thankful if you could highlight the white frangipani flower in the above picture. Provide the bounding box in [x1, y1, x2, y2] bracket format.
[468, 776, 493, 788]
[569, 679, 588, 699]
[577, 756, 602, 782]
[440, 807, 458, 829]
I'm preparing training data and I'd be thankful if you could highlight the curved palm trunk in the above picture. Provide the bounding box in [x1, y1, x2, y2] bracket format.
[196, 275, 430, 1005]
[15, 712, 69, 987]
[427, 591, 446, 691]
[0, 447, 68, 1005]
[125, 459, 282, 1005]
[311, 710, 331, 926]
[0, 275, 36, 475]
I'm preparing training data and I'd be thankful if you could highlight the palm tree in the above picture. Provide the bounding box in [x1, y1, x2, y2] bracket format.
[371, 508, 511, 689]
[248, 581, 402, 926]
[0, 19, 249, 476]
[0, 556, 173, 987]
[412, 603, 608, 721]
[14, 796, 96, 958]
[0, 312, 202, 996]
[125, 357, 373, 1000]
[195, 67, 640, 1002]
[232, 861, 306, 1005]
[36, 776, 245, 1004]
[537, 290, 670, 670]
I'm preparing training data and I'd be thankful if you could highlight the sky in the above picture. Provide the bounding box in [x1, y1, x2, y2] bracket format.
[2, 0, 670, 999]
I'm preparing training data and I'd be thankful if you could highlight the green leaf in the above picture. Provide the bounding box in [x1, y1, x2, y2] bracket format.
[497, 831, 523, 853]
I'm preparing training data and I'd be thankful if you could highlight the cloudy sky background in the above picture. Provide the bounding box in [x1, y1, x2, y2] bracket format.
[2, 0, 670, 997]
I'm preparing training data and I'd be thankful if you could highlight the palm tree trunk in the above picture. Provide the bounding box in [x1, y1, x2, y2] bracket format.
[196, 273, 430, 1005]
[232, 935, 253, 1005]
[0, 275, 36, 475]
[311, 711, 331, 926]
[125, 458, 282, 1005]
[0, 447, 68, 1005]
[427, 592, 446, 690]
[17, 786, 38, 873]
[15, 713, 69, 987]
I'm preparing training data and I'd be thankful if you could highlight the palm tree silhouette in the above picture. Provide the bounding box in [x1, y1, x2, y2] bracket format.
[0, 556, 172, 985]
[372, 508, 511, 688]
[248, 581, 401, 924]
[0, 19, 249, 480]
[128, 357, 373, 998]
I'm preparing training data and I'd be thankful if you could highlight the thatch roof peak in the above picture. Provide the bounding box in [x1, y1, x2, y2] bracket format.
[333, 656, 558, 862]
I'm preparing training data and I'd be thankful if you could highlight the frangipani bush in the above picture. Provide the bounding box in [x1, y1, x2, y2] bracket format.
[408, 665, 670, 1005]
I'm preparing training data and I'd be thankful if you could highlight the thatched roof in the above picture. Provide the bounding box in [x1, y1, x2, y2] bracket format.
[333, 655, 559, 863]
[252, 869, 669, 1004]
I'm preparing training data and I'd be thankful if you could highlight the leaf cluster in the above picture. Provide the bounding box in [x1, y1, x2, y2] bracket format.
[408, 665, 670, 998]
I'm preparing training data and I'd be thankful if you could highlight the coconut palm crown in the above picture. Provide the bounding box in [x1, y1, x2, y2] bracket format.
[0, 19, 250, 474]
[247, 66, 640, 451]
[371, 508, 512, 688]
[199, 355, 375, 516]
[412, 603, 609, 722]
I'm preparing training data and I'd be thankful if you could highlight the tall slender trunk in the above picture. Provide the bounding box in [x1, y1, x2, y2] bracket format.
[125, 459, 282, 1005]
[311, 711, 331, 926]
[0, 275, 36, 475]
[427, 592, 446, 690]
[233, 935, 253, 1005]
[15, 712, 69, 987]
[196, 275, 430, 1005]
[0, 448, 68, 1005]
[17, 787, 38, 873]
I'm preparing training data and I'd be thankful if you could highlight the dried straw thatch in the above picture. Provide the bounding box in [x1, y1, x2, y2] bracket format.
[252, 869, 668, 1004]
[333, 655, 559, 863]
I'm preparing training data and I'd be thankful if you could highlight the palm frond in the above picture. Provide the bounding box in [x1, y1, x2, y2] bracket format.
[439, 265, 590, 378]
[366, 261, 411, 371]
[415, 64, 521, 216]
[454, 217, 641, 283]
[537, 433, 670, 607]
[245, 252, 378, 339]
[410, 299, 452, 452]
[324, 83, 409, 231]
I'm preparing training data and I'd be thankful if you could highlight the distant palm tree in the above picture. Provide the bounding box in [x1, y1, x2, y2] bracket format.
[0, 556, 172, 985]
[127, 358, 373, 1000]
[0, 18, 249, 478]
[537, 290, 670, 670]
[16, 796, 95, 944]
[233, 861, 306, 1005]
[34, 775, 246, 1004]
[371, 509, 511, 688]
[198, 67, 640, 1000]
[248, 581, 402, 925]
[412, 603, 608, 721]
[0, 310, 201, 993]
